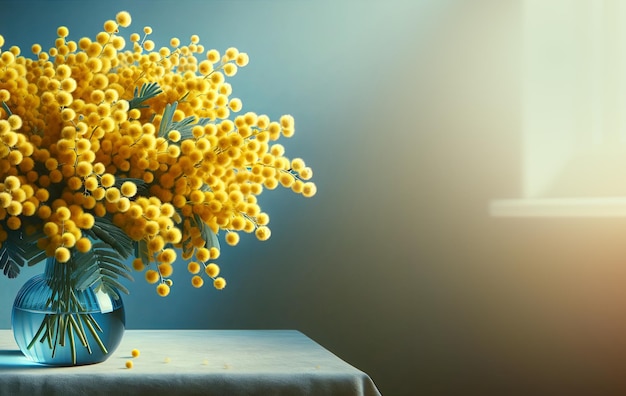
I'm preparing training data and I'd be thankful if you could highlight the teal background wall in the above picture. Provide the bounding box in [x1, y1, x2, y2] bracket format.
[4, 1, 626, 395]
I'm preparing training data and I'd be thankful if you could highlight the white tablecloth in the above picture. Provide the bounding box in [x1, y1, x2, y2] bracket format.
[0, 329, 381, 396]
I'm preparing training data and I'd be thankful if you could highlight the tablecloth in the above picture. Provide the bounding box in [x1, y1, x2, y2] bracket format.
[0, 329, 381, 396]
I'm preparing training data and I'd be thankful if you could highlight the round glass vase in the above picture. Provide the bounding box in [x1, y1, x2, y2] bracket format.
[11, 257, 125, 366]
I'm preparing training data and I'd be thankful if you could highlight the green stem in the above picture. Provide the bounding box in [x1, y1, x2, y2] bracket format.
[80, 314, 108, 354]
[27, 315, 48, 350]
[26, 257, 110, 363]
[45, 314, 54, 349]
[59, 314, 67, 347]
[68, 314, 88, 348]
[51, 313, 61, 359]
[68, 317, 76, 365]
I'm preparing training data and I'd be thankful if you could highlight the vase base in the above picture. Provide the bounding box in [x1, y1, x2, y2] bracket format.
[13, 306, 125, 366]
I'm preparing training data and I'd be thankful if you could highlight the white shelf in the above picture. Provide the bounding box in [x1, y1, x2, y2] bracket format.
[489, 197, 626, 217]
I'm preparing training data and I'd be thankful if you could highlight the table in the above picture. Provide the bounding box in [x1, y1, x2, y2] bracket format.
[0, 329, 381, 396]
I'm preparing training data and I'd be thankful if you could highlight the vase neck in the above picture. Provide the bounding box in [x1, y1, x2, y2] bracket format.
[43, 256, 56, 278]
[43, 256, 73, 285]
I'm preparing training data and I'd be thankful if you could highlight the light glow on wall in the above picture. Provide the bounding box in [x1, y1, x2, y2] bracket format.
[491, 0, 626, 216]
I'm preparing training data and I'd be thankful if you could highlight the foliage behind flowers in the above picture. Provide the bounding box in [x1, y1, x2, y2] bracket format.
[0, 11, 316, 297]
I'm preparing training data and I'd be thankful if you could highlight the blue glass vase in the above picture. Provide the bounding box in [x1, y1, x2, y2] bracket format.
[11, 257, 125, 366]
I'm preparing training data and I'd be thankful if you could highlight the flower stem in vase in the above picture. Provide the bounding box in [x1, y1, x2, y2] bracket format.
[23, 257, 110, 365]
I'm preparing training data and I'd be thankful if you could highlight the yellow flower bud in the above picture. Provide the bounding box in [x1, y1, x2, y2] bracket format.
[213, 277, 226, 290]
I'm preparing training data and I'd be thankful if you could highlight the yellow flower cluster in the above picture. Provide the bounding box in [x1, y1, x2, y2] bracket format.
[0, 11, 315, 295]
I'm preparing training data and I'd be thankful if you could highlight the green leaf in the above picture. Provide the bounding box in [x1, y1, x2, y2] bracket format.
[72, 242, 133, 296]
[173, 211, 220, 260]
[172, 115, 196, 137]
[175, 117, 214, 141]
[158, 101, 177, 138]
[73, 270, 99, 292]
[1, 101, 12, 116]
[0, 228, 47, 278]
[193, 213, 220, 251]
[98, 284, 122, 300]
[86, 216, 134, 258]
[100, 262, 132, 279]
[0, 248, 19, 278]
[134, 239, 150, 266]
[128, 82, 162, 110]
[158, 102, 214, 141]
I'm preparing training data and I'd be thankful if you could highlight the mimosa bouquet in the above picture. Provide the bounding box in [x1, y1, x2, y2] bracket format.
[0, 11, 315, 364]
